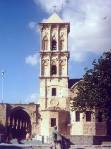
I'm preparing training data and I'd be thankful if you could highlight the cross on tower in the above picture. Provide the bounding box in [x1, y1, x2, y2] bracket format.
[53, 5, 57, 13]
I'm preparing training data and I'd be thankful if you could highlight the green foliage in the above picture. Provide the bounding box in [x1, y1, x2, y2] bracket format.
[71, 49, 111, 119]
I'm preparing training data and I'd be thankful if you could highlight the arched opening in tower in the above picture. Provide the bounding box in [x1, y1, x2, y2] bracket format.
[51, 39, 57, 50]
[51, 65, 57, 75]
[7, 108, 31, 140]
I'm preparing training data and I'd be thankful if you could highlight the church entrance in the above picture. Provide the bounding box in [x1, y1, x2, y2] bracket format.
[7, 108, 31, 140]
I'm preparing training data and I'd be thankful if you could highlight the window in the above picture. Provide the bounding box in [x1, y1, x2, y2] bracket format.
[51, 118, 56, 127]
[51, 65, 57, 75]
[75, 111, 80, 122]
[86, 111, 91, 122]
[52, 88, 56, 96]
[51, 39, 57, 50]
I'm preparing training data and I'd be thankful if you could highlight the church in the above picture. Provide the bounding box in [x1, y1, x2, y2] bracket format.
[38, 12, 107, 137]
[0, 12, 108, 143]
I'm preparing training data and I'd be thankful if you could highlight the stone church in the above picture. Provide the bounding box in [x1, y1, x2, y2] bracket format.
[0, 13, 108, 142]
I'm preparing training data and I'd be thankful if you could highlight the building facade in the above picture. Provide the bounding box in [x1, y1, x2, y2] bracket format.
[39, 13, 70, 137]
[38, 13, 107, 137]
[0, 13, 108, 141]
[0, 103, 39, 140]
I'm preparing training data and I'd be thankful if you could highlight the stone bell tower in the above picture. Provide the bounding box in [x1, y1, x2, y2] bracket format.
[39, 13, 70, 137]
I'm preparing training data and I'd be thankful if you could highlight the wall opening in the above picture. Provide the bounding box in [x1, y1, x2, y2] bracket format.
[51, 39, 57, 50]
[51, 65, 57, 75]
[51, 118, 56, 127]
[75, 111, 80, 122]
[52, 88, 56, 96]
[7, 108, 31, 140]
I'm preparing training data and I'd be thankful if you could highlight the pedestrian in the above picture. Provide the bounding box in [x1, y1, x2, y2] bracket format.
[51, 126, 62, 149]
[26, 130, 31, 141]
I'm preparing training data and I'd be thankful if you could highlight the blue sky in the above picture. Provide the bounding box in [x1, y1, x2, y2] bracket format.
[0, 0, 111, 103]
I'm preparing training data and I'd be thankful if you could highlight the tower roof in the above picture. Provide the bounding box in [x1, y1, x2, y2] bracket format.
[44, 13, 64, 23]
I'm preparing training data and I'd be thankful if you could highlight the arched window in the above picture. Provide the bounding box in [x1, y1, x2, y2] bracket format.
[51, 38, 57, 50]
[42, 36, 48, 51]
[51, 65, 57, 75]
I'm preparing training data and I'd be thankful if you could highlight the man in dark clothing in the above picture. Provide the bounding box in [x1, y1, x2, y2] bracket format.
[52, 126, 62, 149]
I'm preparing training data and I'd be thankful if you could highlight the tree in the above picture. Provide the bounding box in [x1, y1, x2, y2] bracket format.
[71, 49, 111, 120]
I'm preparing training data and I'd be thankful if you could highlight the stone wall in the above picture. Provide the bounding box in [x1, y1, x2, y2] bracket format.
[70, 145, 111, 149]
[40, 77, 69, 110]
[69, 135, 111, 145]
[0, 103, 40, 137]
[0, 104, 7, 126]
[40, 109, 70, 137]
[9, 103, 40, 135]
[1, 144, 111, 149]
[0, 145, 51, 149]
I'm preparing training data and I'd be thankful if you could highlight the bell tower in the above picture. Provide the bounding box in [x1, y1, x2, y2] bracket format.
[39, 13, 70, 109]
[39, 13, 70, 136]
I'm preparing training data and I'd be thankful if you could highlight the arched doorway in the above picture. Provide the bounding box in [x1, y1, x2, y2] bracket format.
[7, 108, 31, 140]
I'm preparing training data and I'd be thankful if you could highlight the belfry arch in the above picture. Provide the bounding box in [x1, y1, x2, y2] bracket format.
[7, 107, 31, 140]
[51, 36, 57, 50]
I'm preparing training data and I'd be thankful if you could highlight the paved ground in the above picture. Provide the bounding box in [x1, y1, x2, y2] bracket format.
[0, 139, 52, 149]
[70, 145, 111, 149]
[0, 144, 51, 149]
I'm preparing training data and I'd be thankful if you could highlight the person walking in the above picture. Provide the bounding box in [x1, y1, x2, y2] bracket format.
[51, 126, 62, 149]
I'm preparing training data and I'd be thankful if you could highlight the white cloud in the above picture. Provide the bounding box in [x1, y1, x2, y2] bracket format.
[28, 21, 40, 33]
[33, 0, 111, 62]
[25, 92, 39, 104]
[33, 0, 66, 13]
[28, 21, 37, 30]
[25, 53, 39, 66]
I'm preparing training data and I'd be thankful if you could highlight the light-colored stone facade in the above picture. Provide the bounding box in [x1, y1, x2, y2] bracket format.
[0, 103, 40, 140]
[69, 81, 107, 136]
[0, 13, 108, 141]
[39, 13, 70, 137]
[38, 13, 107, 138]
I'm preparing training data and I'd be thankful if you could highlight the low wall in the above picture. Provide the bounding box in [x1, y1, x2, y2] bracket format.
[1, 143, 111, 149]
[69, 136, 93, 145]
[0, 145, 51, 149]
[69, 135, 111, 145]
[70, 145, 111, 149]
